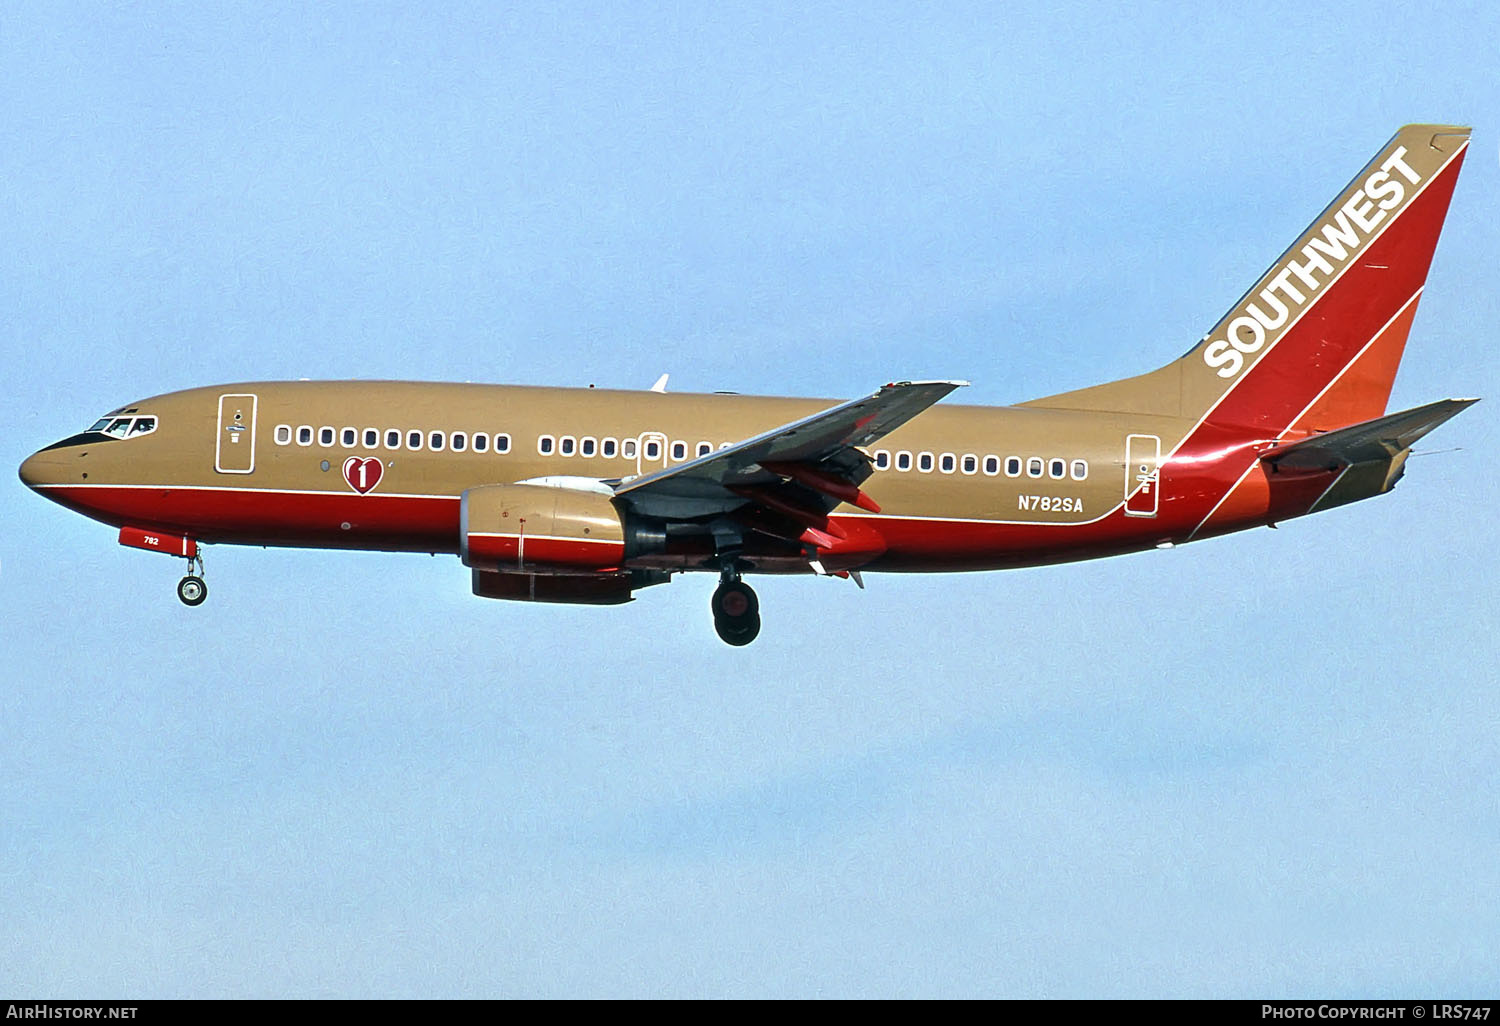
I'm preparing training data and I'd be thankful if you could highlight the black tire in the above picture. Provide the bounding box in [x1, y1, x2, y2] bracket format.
[177, 575, 208, 607]
[711, 580, 759, 621]
[714, 612, 761, 647]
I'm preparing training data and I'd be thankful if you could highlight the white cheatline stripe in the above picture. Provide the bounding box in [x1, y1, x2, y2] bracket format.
[1186, 286, 1426, 540]
[468, 532, 621, 545]
[36, 482, 462, 501]
[51, 475, 1121, 532]
[838, 510, 1113, 528]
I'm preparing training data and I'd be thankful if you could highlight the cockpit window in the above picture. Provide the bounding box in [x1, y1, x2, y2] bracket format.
[90, 414, 158, 439]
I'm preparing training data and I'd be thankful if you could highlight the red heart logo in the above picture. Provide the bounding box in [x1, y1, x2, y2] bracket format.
[343, 456, 384, 494]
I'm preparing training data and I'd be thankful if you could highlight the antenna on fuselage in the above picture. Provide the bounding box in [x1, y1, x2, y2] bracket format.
[650, 374, 669, 393]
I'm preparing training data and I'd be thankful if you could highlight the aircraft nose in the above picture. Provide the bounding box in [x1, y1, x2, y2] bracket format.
[19, 451, 41, 489]
[18, 449, 62, 491]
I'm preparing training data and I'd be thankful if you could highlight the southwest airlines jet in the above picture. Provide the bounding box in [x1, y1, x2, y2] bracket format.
[20, 125, 1475, 645]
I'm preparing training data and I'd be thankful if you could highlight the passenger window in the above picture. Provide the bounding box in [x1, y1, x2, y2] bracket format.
[623, 438, 639, 459]
[983, 455, 1000, 476]
[452, 432, 468, 452]
[559, 435, 575, 456]
[961, 454, 977, 475]
[472, 433, 489, 453]
[298, 426, 314, 446]
[1027, 457, 1044, 478]
[696, 442, 712, 458]
[719, 442, 733, 450]
[407, 430, 423, 450]
[363, 429, 379, 449]
[1005, 456, 1021, 477]
[939, 453, 956, 473]
[341, 427, 357, 447]
[537, 435, 553, 455]
[874, 450, 891, 470]
[1049, 458, 1066, 479]
[601, 437, 617, 458]
[580, 437, 596, 457]
[319, 427, 334, 446]
[644, 439, 661, 460]
[671, 441, 687, 461]
[430, 431, 446, 452]
[1071, 459, 1089, 481]
[275, 424, 293, 445]
[918, 452, 934, 472]
[495, 433, 511, 454]
[896, 451, 912, 471]
[385, 429, 401, 450]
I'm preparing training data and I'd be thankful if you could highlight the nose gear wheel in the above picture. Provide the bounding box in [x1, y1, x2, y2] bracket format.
[176, 551, 207, 607]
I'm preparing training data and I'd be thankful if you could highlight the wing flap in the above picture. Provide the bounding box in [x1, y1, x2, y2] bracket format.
[613, 380, 966, 517]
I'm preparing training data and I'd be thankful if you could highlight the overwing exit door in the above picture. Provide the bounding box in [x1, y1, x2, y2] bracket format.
[635, 431, 669, 476]
[1124, 433, 1160, 517]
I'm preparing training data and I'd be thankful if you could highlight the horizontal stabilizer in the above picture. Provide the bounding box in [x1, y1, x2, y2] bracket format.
[1262, 398, 1478, 471]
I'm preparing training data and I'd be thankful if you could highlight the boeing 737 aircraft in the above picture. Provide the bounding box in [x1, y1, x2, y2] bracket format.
[20, 124, 1476, 645]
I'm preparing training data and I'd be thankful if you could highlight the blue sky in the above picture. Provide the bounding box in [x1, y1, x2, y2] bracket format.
[3, 1, 1498, 997]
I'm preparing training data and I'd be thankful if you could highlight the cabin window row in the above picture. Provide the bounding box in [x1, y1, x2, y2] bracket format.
[272, 425, 1087, 481]
[871, 449, 1089, 481]
[535, 435, 731, 460]
[273, 424, 513, 455]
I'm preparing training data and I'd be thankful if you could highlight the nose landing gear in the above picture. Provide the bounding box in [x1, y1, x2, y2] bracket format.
[177, 552, 207, 607]
[711, 566, 760, 646]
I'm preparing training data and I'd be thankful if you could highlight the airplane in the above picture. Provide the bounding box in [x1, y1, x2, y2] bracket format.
[19, 124, 1476, 646]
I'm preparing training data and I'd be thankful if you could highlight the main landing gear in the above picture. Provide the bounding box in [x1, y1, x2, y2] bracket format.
[177, 552, 207, 607]
[711, 567, 760, 647]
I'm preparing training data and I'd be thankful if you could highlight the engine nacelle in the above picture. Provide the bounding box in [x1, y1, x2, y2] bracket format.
[461, 483, 631, 572]
[471, 568, 669, 605]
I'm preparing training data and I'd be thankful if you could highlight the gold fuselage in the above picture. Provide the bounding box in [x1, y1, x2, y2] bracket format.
[23, 379, 1248, 574]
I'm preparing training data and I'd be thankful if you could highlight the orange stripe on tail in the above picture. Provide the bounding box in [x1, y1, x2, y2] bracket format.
[1286, 292, 1423, 435]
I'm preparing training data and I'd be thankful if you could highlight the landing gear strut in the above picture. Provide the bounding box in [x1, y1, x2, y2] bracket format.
[711, 564, 760, 647]
[177, 552, 207, 607]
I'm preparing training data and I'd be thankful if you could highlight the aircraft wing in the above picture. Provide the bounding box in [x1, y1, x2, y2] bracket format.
[613, 379, 966, 519]
[1262, 398, 1478, 471]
